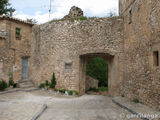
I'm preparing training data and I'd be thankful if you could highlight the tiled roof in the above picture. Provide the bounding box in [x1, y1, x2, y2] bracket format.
[0, 15, 34, 26]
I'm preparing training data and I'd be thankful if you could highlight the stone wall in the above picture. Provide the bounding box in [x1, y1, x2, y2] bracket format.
[0, 20, 8, 81]
[119, 0, 160, 110]
[63, 6, 83, 19]
[31, 17, 124, 95]
[119, 0, 136, 15]
[86, 75, 98, 90]
[0, 0, 159, 111]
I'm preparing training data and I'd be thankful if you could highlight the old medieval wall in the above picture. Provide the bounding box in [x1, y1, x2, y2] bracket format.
[31, 17, 124, 95]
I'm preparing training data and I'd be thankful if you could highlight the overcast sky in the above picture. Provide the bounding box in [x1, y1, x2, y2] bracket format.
[10, 0, 119, 23]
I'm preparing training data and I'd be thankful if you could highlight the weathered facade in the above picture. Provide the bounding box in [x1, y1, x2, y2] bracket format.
[31, 16, 124, 96]
[119, 0, 160, 110]
[0, 0, 159, 110]
[0, 16, 33, 83]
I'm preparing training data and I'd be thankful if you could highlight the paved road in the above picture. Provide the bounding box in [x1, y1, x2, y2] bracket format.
[0, 91, 44, 120]
[36, 91, 134, 120]
[0, 90, 139, 120]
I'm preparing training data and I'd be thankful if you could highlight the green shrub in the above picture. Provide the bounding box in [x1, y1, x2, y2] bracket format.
[50, 73, 56, 88]
[53, 88, 59, 91]
[59, 89, 66, 93]
[98, 87, 108, 92]
[9, 72, 13, 75]
[8, 79, 14, 87]
[73, 91, 79, 95]
[13, 83, 17, 88]
[45, 80, 50, 87]
[87, 87, 99, 92]
[133, 98, 139, 103]
[68, 90, 73, 95]
[0, 80, 8, 90]
[39, 83, 45, 88]
[121, 94, 125, 97]
[70, 16, 87, 21]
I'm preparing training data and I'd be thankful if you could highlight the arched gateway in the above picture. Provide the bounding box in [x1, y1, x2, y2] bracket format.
[79, 53, 114, 95]
[31, 13, 124, 96]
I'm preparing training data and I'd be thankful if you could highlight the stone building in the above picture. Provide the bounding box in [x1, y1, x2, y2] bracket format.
[0, 0, 159, 110]
[0, 16, 33, 85]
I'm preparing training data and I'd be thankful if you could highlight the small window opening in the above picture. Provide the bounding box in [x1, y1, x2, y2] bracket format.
[15, 27, 21, 39]
[65, 62, 72, 70]
[153, 51, 159, 66]
[129, 9, 132, 24]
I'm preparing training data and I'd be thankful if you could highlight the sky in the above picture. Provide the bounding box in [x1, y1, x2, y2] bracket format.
[10, 0, 119, 23]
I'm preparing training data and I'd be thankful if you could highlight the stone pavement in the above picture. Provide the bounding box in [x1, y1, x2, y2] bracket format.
[0, 90, 50, 120]
[37, 93, 139, 120]
[0, 90, 158, 120]
[113, 97, 160, 120]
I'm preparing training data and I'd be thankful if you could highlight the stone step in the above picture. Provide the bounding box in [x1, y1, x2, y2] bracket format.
[19, 80, 33, 83]
[19, 83, 34, 88]
[19, 84, 34, 88]
[18, 80, 35, 88]
[19, 81, 33, 85]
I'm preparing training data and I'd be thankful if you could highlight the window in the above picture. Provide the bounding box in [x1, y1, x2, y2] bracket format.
[15, 27, 21, 39]
[65, 62, 72, 70]
[129, 9, 132, 24]
[153, 51, 159, 66]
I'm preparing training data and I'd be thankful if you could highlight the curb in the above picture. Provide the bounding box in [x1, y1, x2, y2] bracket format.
[112, 99, 149, 120]
[31, 104, 47, 120]
[0, 89, 18, 95]
[20, 88, 40, 92]
[0, 88, 40, 95]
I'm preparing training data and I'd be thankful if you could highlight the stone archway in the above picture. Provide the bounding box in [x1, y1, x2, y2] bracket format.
[79, 52, 120, 96]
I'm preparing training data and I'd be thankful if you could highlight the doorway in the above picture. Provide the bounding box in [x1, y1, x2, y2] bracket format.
[22, 57, 29, 80]
[86, 57, 108, 95]
[79, 53, 117, 96]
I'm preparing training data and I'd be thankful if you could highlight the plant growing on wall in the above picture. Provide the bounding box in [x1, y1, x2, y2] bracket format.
[50, 72, 56, 88]
[26, 18, 37, 24]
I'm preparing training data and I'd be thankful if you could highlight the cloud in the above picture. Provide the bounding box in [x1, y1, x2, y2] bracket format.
[12, 0, 118, 23]
[14, 11, 64, 23]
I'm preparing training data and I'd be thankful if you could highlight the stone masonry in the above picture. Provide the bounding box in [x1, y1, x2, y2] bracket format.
[86, 75, 98, 90]
[63, 6, 83, 19]
[0, 0, 159, 110]
[0, 16, 33, 83]
[119, 0, 160, 111]
[31, 16, 124, 96]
